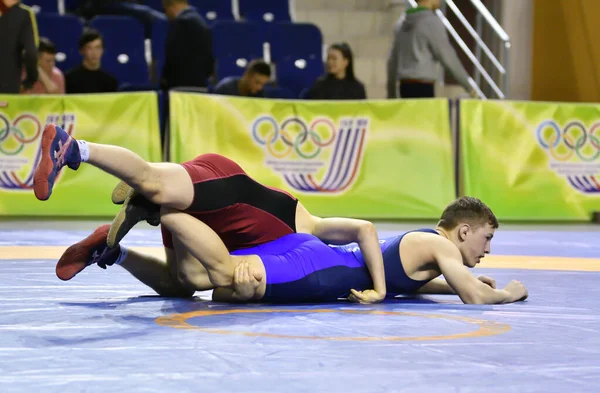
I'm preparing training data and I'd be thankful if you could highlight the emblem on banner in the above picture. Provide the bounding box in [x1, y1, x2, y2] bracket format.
[250, 115, 368, 193]
[535, 120, 600, 193]
[0, 113, 76, 191]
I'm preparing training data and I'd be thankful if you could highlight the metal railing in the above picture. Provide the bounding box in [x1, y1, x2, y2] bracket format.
[395, 0, 511, 99]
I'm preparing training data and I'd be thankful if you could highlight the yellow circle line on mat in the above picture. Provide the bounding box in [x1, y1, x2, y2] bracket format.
[3, 246, 600, 272]
[154, 309, 511, 341]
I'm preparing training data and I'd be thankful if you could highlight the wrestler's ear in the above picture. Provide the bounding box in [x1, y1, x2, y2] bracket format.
[458, 224, 470, 242]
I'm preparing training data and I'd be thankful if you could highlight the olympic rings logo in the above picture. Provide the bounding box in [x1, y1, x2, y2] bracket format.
[252, 116, 337, 159]
[536, 120, 600, 162]
[0, 113, 75, 191]
[0, 114, 41, 156]
[251, 115, 369, 194]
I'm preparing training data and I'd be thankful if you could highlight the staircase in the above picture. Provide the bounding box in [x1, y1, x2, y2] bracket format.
[292, 0, 511, 100]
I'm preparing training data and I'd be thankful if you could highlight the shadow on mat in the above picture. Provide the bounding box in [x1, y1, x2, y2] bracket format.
[59, 295, 208, 314]
[59, 295, 470, 313]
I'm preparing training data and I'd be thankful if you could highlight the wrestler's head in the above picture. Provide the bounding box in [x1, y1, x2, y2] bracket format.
[437, 196, 498, 268]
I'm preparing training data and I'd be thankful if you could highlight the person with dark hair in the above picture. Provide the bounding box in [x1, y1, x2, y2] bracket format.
[203, 195, 525, 304]
[0, 0, 38, 94]
[194, 196, 525, 304]
[22, 37, 65, 94]
[64, 28, 118, 94]
[214, 59, 271, 97]
[305, 42, 366, 100]
[161, 0, 214, 90]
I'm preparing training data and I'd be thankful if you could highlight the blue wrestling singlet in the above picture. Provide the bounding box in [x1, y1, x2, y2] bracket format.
[231, 229, 439, 303]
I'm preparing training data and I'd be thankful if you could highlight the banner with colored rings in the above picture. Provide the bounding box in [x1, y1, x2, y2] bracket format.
[0, 93, 162, 216]
[169, 93, 455, 218]
[460, 99, 600, 220]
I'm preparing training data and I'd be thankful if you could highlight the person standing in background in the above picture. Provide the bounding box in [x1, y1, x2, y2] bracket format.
[386, 0, 476, 99]
[0, 0, 38, 94]
[161, 0, 214, 90]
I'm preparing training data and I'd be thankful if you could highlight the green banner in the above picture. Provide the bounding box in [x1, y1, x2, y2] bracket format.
[0, 93, 162, 216]
[460, 99, 600, 220]
[170, 93, 455, 218]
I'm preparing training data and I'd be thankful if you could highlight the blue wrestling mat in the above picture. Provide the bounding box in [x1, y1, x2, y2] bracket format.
[1, 226, 599, 393]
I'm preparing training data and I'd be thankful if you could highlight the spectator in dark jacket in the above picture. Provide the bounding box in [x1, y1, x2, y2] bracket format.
[65, 28, 118, 93]
[0, 0, 38, 93]
[214, 59, 271, 97]
[305, 42, 366, 100]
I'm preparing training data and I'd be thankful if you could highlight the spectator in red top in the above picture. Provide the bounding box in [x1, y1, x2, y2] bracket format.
[22, 37, 65, 95]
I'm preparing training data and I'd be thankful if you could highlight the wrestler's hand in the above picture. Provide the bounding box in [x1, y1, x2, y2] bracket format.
[348, 289, 385, 304]
[232, 260, 262, 301]
[505, 280, 528, 302]
[477, 275, 496, 288]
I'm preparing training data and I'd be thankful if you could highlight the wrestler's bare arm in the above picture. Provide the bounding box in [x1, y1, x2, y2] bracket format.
[308, 215, 387, 303]
[417, 278, 455, 294]
[429, 235, 527, 304]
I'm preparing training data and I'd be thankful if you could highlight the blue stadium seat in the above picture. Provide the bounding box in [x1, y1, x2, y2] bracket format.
[276, 57, 324, 97]
[215, 58, 249, 80]
[142, 0, 164, 12]
[212, 21, 266, 79]
[299, 87, 311, 99]
[189, 0, 234, 25]
[150, 19, 169, 83]
[22, 0, 59, 14]
[238, 0, 291, 22]
[144, 0, 232, 25]
[64, 0, 78, 13]
[36, 13, 84, 73]
[264, 84, 295, 99]
[270, 22, 323, 62]
[90, 16, 149, 86]
[211, 21, 265, 59]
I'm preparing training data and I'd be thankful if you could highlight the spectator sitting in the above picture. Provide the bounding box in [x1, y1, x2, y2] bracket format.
[22, 37, 65, 95]
[305, 43, 366, 100]
[65, 28, 118, 94]
[214, 59, 271, 97]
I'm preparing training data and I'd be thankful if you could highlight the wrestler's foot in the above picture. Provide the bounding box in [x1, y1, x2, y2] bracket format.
[56, 224, 121, 281]
[107, 188, 161, 248]
[111, 180, 131, 205]
[33, 124, 81, 201]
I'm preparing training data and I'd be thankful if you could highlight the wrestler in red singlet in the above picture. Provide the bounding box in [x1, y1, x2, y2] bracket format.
[160, 153, 298, 251]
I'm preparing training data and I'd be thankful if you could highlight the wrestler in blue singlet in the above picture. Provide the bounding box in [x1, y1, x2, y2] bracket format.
[231, 229, 439, 303]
